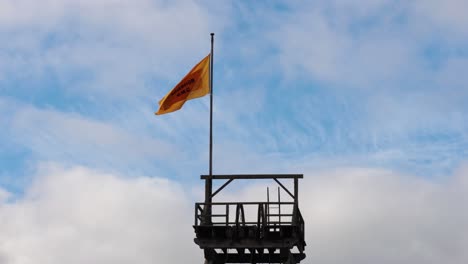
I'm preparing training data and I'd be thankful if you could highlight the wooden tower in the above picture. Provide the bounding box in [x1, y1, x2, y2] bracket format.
[193, 174, 306, 264]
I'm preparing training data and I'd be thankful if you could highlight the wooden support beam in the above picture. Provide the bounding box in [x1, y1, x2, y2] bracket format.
[273, 178, 295, 199]
[211, 178, 234, 198]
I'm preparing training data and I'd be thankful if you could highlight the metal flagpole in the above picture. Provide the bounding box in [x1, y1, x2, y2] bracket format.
[204, 33, 214, 224]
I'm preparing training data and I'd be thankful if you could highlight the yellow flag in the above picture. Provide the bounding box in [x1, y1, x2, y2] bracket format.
[156, 54, 210, 115]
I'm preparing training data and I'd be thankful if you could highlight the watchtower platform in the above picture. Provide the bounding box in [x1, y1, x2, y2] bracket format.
[194, 174, 306, 264]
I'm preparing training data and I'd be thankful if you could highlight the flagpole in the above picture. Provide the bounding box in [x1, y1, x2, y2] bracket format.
[209, 34, 214, 181]
[204, 33, 214, 224]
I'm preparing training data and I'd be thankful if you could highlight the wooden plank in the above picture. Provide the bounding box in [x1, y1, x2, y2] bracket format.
[201, 174, 303, 180]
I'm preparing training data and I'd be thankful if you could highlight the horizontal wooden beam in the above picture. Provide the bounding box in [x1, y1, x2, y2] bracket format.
[201, 174, 303, 180]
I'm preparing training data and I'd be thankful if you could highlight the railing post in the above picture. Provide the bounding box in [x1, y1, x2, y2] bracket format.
[195, 204, 198, 226]
[294, 177, 299, 225]
[266, 187, 270, 225]
[226, 204, 229, 226]
[257, 203, 265, 239]
[278, 187, 281, 225]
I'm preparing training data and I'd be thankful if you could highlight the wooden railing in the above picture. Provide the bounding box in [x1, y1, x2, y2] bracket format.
[194, 201, 298, 227]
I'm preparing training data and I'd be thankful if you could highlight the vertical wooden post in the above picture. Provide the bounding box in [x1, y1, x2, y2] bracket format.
[294, 177, 299, 224]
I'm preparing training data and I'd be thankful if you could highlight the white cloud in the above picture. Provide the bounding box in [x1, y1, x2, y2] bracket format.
[216, 165, 468, 263]
[413, 0, 468, 37]
[0, 188, 9, 203]
[271, 0, 468, 89]
[1, 164, 468, 263]
[250, 0, 468, 169]
[0, 0, 231, 97]
[4, 100, 187, 175]
[0, 164, 200, 264]
[272, 2, 415, 87]
[301, 166, 468, 263]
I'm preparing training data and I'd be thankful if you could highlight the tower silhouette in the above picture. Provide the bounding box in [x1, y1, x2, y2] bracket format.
[194, 174, 306, 264]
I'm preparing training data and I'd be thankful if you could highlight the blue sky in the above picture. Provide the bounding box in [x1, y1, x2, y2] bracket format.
[1, 0, 467, 188]
[1, 1, 468, 263]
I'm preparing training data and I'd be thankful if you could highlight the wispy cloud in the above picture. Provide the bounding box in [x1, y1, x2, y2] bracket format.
[0, 0, 231, 100]
[1, 0, 468, 184]
[1, 98, 200, 179]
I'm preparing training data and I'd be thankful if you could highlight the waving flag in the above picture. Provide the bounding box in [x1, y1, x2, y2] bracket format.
[156, 54, 211, 115]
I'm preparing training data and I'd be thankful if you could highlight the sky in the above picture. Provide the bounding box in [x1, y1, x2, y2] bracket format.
[0, 0, 468, 263]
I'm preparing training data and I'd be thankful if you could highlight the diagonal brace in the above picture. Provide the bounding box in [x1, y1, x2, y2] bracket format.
[211, 178, 234, 198]
[273, 178, 295, 199]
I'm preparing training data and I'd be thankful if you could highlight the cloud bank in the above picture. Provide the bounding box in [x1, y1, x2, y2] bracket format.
[302, 166, 468, 263]
[0, 165, 200, 264]
[1, 164, 467, 263]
